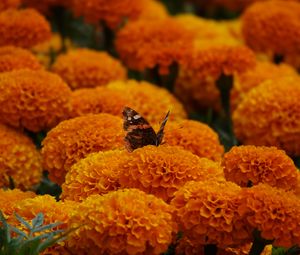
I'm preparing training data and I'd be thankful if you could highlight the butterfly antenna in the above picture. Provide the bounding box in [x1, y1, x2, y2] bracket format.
[156, 110, 170, 145]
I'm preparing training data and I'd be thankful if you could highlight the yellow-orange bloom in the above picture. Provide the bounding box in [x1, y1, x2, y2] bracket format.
[164, 119, 224, 161]
[233, 77, 300, 156]
[119, 145, 225, 202]
[174, 45, 256, 111]
[0, 8, 51, 48]
[68, 189, 177, 255]
[61, 150, 126, 202]
[231, 61, 298, 111]
[239, 184, 300, 247]
[71, 0, 146, 28]
[51, 49, 127, 89]
[242, 1, 300, 68]
[171, 180, 251, 248]
[41, 114, 124, 185]
[0, 0, 21, 11]
[116, 18, 194, 75]
[222, 145, 299, 192]
[107, 80, 187, 125]
[0, 70, 71, 132]
[0, 46, 42, 73]
[0, 189, 35, 218]
[138, 0, 169, 20]
[0, 124, 42, 190]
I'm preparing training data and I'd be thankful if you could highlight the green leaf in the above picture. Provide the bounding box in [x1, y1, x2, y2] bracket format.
[14, 213, 32, 231]
[10, 226, 27, 238]
[31, 222, 62, 234]
[31, 213, 44, 229]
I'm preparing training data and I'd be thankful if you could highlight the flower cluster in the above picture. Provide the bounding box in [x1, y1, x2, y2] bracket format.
[0, 0, 20, 11]
[0, 46, 42, 73]
[116, 18, 194, 74]
[171, 180, 251, 248]
[233, 76, 300, 156]
[67, 189, 177, 255]
[41, 114, 124, 184]
[222, 145, 299, 191]
[22, 0, 72, 15]
[0, 8, 51, 48]
[0, 70, 71, 132]
[0, 124, 42, 190]
[164, 119, 224, 161]
[52, 49, 127, 89]
[138, 0, 169, 21]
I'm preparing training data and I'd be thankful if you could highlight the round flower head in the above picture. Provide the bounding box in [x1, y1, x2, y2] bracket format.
[231, 61, 298, 111]
[171, 180, 251, 248]
[242, 1, 300, 68]
[51, 49, 127, 90]
[107, 80, 187, 125]
[0, 124, 42, 190]
[0, 46, 42, 73]
[174, 45, 256, 111]
[138, 0, 169, 20]
[71, 0, 146, 28]
[0, 0, 21, 11]
[233, 76, 300, 156]
[164, 119, 224, 161]
[41, 114, 124, 185]
[22, 0, 72, 15]
[61, 150, 126, 202]
[119, 145, 225, 202]
[68, 189, 177, 255]
[0, 70, 71, 132]
[0, 8, 51, 48]
[116, 18, 194, 75]
[239, 184, 300, 247]
[222, 145, 299, 192]
[0, 189, 35, 218]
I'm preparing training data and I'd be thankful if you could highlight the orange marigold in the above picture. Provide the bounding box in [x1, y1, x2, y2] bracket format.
[0, 8, 51, 48]
[138, 0, 169, 20]
[174, 45, 256, 111]
[0, 0, 21, 11]
[0, 46, 42, 73]
[231, 61, 298, 111]
[164, 119, 224, 161]
[0, 70, 71, 132]
[41, 114, 124, 185]
[238, 184, 300, 247]
[22, 0, 72, 15]
[119, 145, 225, 202]
[51, 49, 127, 90]
[115, 18, 194, 75]
[0, 124, 42, 190]
[67, 189, 177, 255]
[242, 1, 300, 68]
[61, 150, 126, 202]
[71, 0, 146, 28]
[222, 145, 299, 192]
[107, 80, 187, 125]
[171, 180, 251, 248]
[233, 77, 300, 156]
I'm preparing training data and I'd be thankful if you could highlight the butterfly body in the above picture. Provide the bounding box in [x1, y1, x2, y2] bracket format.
[122, 107, 170, 152]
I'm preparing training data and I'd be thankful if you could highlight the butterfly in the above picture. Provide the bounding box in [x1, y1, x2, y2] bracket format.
[122, 106, 170, 152]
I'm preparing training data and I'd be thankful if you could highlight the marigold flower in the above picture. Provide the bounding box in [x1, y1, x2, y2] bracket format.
[22, 0, 72, 15]
[0, 70, 71, 132]
[0, 0, 21, 11]
[107, 80, 187, 125]
[222, 145, 299, 192]
[68, 189, 177, 255]
[239, 184, 300, 247]
[71, 0, 146, 28]
[138, 0, 169, 20]
[233, 77, 300, 156]
[61, 150, 126, 202]
[0, 189, 35, 218]
[0, 8, 51, 48]
[0, 124, 42, 190]
[171, 180, 251, 248]
[116, 18, 194, 75]
[164, 119, 224, 161]
[51, 49, 127, 89]
[231, 61, 298, 111]
[174, 45, 256, 111]
[242, 1, 300, 68]
[0, 46, 42, 73]
[119, 145, 225, 202]
[41, 114, 124, 185]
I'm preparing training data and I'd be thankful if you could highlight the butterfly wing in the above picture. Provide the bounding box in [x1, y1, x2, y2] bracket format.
[122, 107, 157, 152]
[156, 110, 170, 146]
